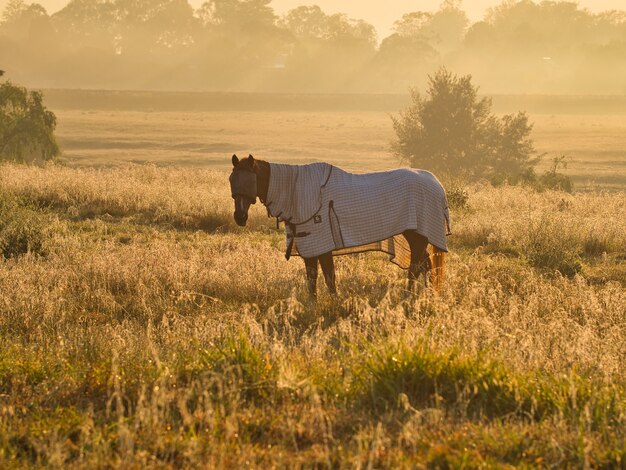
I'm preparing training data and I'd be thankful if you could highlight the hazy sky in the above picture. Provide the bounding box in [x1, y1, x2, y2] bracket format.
[2, 0, 625, 38]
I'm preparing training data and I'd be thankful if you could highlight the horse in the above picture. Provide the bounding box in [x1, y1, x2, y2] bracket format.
[229, 154, 450, 297]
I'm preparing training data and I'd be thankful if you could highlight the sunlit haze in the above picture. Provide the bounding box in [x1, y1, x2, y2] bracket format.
[2, 0, 624, 38]
[1, 0, 626, 466]
[1, 0, 625, 93]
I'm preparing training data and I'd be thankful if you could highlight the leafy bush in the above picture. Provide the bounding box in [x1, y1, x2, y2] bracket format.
[391, 68, 538, 180]
[491, 166, 539, 187]
[0, 81, 59, 163]
[511, 156, 573, 193]
[538, 156, 573, 193]
[444, 179, 470, 210]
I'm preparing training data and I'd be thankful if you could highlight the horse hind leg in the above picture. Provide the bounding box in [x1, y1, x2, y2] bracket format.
[303, 257, 319, 298]
[319, 251, 337, 295]
[403, 230, 430, 291]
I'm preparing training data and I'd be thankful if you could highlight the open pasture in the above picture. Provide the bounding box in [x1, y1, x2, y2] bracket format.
[51, 91, 626, 189]
[0, 160, 625, 467]
[0, 91, 624, 467]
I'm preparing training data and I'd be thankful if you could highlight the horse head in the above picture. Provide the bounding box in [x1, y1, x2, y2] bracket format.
[230, 154, 258, 226]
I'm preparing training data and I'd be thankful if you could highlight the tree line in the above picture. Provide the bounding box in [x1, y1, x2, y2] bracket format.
[1, 0, 624, 93]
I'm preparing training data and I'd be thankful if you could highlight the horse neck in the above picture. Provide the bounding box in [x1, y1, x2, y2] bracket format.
[255, 160, 270, 204]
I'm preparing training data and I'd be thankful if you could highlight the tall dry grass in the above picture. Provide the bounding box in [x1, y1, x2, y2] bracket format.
[0, 163, 624, 467]
[0, 163, 268, 231]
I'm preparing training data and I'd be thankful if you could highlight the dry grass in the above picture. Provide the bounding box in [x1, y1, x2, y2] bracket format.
[0, 163, 624, 468]
[55, 110, 393, 171]
[53, 109, 626, 189]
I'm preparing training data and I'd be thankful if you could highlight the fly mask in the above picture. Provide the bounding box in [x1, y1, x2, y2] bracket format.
[230, 166, 257, 226]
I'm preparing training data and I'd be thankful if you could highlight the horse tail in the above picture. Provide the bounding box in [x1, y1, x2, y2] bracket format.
[430, 246, 446, 291]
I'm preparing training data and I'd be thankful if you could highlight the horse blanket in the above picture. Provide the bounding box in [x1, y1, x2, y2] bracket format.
[266, 162, 451, 269]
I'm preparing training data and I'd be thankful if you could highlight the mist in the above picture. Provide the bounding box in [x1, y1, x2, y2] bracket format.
[1, 0, 625, 94]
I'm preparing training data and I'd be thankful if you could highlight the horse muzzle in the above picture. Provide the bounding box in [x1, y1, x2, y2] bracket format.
[234, 211, 248, 226]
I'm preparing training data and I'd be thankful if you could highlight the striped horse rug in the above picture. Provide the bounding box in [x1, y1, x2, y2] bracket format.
[265, 162, 451, 269]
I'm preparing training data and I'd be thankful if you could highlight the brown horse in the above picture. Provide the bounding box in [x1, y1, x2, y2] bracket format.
[230, 154, 448, 297]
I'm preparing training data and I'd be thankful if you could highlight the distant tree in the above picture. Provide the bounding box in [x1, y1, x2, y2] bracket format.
[391, 68, 538, 180]
[362, 32, 437, 92]
[361, 0, 467, 92]
[115, 0, 199, 57]
[278, 6, 376, 92]
[1, 0, 27, 24]
[1, 0, 50, 41]
[280, 6, 376, 46]
[391, 0, 468, 54]
[463, 21, 495, 48]
[54, 0, 198, 55]
[325, 13, 376, 47]
[51, 0, 118, 53]
[428, 0, 468, 53]
[0, 81, 59, 163]
[192, 0, 291, 90]
[197, 0, 275, 30]
[393, 11, 433, 38]
[462, 0, 621, 93]
[278, 5, 327, 39]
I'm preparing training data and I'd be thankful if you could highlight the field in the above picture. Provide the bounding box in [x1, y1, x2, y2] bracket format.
[0, 91, 625, 467]
[49, 90, 626, 188]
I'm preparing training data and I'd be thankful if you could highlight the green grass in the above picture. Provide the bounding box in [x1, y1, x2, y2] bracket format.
[1, 331, 623, 468]
[354, 340, 625, 429]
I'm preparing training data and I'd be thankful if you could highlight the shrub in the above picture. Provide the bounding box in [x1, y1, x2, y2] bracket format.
[521, 155, 573, 193]
[492, 166, 540, 187]
[444, 179, 470, 210]
[0, 81, 59, 163]
[391, 68, 538, 180]
[538, 156, 573, 193]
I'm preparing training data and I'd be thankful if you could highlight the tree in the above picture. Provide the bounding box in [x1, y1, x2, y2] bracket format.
[115, 0, 198, 54]
[1, 0, 28, 25]
[391, 0, 468, 54]
[278, 5, 327, 39]
[391, 68, 538, 180]
[276, 6, 376, 92]
[361, 32, 437, 92]
[428, 0, 468, 53]
[1, 1, 51, 42]
[393, 11, 433, 38]
[197, 0, 275, 30]
[279, 7, 376, 46]
[51, 0, 118, 53]
[0, 81, 59, 163]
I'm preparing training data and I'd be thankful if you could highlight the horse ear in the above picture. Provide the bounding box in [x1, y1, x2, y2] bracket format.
[247, 154, 254, 164]
[232, 154, 239, 167]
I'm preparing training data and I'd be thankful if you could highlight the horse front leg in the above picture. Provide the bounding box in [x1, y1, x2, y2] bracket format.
[303, 257, 319, 298]
[319, 252, 337, 295]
